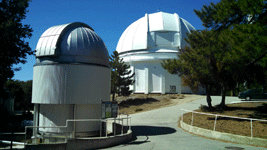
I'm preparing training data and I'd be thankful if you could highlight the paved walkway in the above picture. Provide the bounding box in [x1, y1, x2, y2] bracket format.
[104, 96, 267, 150]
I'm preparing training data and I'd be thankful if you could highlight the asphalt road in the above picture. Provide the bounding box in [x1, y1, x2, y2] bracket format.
[103, 96, 267, 150]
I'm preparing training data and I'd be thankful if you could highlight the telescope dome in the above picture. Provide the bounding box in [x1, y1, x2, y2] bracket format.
[116, 12, 195, 56]
[35, 22, 109, 67]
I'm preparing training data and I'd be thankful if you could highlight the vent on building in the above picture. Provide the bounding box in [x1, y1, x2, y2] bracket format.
[170, 85, 176, 93]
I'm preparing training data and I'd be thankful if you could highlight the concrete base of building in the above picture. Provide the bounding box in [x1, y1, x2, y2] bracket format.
[25, 130, 133, 150]
[180, 120, 267, 147]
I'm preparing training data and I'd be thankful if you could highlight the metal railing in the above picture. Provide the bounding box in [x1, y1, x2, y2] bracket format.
[181, 109, 267, 139]
[24, 114, 131, 146]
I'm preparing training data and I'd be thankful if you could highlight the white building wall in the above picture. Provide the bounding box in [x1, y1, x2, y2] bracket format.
[165, 69, 181, 94]
[129, 60, 182, 94]
[32, 64, 111, 104]
[33, 64, 110, 134]
[38, 104, 101, 134]
[134, 63, 146, 93]
[182, 86, 194, 94]
[181, 85, 206, 94]
[39, 104, 74, 133]
[148, 62, 162, 93]
[75, 104, 101, 133]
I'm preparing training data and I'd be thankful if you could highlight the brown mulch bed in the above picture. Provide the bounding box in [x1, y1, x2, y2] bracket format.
[112, 94, 204, 114]
[116, 94, 185, 114]
[182, 102, 267, 139]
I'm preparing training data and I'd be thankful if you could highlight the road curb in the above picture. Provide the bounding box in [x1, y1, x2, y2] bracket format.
[180, 120, 267, 147]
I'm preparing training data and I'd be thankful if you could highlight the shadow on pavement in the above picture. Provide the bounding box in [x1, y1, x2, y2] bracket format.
[241, 99, 267, 101]
[131, 125, 176, 136]
[121, 125, 176, 146]
[119, 98, 159, 108]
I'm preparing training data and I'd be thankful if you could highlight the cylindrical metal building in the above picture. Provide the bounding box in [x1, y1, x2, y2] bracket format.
[32, 22, 110, 137]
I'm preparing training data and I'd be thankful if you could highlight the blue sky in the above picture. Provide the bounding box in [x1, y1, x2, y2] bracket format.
[13, 0, 220, 81]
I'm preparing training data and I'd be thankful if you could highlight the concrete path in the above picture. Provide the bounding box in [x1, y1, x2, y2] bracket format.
[103, 96, 267, 150]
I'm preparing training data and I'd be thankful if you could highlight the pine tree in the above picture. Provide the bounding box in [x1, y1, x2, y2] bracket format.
[195, 0, 267, 108]
[0, 0, 33, 100]
[162, 0, 267, 109]
[109, 51, 134, 101]
[162, 30, 219, 109]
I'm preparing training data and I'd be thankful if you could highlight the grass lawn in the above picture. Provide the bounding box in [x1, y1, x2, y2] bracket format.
[182, 102, 267, 139]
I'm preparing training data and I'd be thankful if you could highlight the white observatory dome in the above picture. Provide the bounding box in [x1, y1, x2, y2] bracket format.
[32, 22, 111, 136]
[117, 12, 195, 61]
[35, 22, 109, 67]
[115, 12, 204, 95]
[32, 22, 110, 104]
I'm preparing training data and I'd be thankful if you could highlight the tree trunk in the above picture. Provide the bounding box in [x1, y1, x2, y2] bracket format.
[220, 83, 226, 109]
[206, 84, 212, 109]
[112, 92, 115, 101]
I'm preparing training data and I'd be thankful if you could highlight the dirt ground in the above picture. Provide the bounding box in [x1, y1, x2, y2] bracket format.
[114, 94, 205, 114]
[182, 102, 267, 139]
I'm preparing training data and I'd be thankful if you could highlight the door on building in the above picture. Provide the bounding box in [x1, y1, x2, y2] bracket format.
[134, 63, 146, 93]
[150, 64, 161, 93]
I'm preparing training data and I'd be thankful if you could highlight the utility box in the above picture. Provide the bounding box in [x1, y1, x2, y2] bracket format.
[101, 101, 118, 118]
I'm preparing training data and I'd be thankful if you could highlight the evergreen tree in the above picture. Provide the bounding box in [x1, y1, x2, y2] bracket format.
[195, 0, 267, 108]
[0, 0, 33, 100]
[5, 80, 24, 110]
[162, 30, 220, 109]
[109, 51, 134, 101]
[5, 80, 33, 111]
[20, 80, 33, 110]
[163, 0, 266, 109]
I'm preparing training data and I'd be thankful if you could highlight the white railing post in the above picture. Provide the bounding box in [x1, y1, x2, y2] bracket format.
[105, 119, 107, 137]
[121, 118, 124, 135]
[114, 117, 116, 136]
[214, 115, 217, 131]
[24, 127, 27, 146]
[127, 115, 129, 131]
[251, 119, 253, 139]
[65, 131, 67, 142]
[182, 111, 184, 122]
[191, 112, 194, 126]
[129, 116, 131, 131]
[100, 119, 102, 137]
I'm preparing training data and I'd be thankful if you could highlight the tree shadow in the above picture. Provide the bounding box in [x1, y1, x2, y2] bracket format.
[240, 99, 267, 102]
[249, 103, 267, 120]
[119, 98, 159, 108]
[203, 103, 267, 121]
[207, 117, 248, 122]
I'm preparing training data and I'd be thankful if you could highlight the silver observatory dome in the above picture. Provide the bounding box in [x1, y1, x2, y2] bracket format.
[32, 22, 111, 136]
[35, 22, 109, 67]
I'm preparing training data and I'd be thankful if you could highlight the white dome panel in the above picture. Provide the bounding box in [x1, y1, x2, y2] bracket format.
[162, 12, 179, 31]
[116, 21, 134, 53]
[181, 18, 195, 33]
[116, 17, 147, 53]
[116, 12, 195, 55]
[35, 22, 109, 67]
[148, 12, 164, 31]
[132, 14, 148, 50]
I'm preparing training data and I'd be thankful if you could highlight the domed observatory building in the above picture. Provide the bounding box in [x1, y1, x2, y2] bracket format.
[117, 12, 202, 94]
[32, 22, 110, 138]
